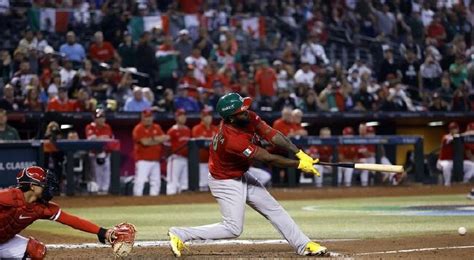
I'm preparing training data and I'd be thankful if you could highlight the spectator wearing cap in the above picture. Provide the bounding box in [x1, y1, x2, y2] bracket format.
[59, 31, 86, 63]
[124, 86, 151, 112]
[85, 109, 114, 194]
[118, 32, 136, 68]
[136, 32, 158, 88]
[46, 87, 77, 112]
[166, 108, 191, 195]
[185, 48, 208, 85]
[175, 29, 193, 67]
[437, 122, 474, 186]
[89, 31, 119, 64]
[156, 35, 179, 91]
[191, 108, 218, 191]
[132, 109, 170, 196]
[0, 84, 22, 111]
[0, 109, 20, 140]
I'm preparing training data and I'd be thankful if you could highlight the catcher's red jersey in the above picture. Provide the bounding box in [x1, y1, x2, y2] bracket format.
[0, 188, 101, 244]
[209, 111, 278, 179]
[0, 188, 61, 243]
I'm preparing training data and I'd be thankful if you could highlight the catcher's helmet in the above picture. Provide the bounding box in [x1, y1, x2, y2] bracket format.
[17, 166, 47, 187]
[216, 93, 252, 119]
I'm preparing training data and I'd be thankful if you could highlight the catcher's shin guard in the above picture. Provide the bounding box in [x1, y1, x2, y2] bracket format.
[24, 237, 46, 260]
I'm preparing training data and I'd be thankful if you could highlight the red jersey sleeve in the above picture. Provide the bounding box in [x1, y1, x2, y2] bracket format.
[39, 202, 61, 220]
[249, 111, 278, 142]
[85, 124, 94, 139]
[132, 125, 142, 142]
[56, 210, 101, 234]
[154, 125, 165, 136]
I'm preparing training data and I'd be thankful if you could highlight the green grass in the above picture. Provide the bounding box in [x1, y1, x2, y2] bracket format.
[29, 194, 474, 241]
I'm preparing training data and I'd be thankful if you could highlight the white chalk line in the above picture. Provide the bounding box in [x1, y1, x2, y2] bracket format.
[46, 238, 357, 249]
[354, 245, 474, 256]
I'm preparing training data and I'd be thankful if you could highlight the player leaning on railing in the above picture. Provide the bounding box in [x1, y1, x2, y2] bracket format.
[0, 166, 136, 259]
[168, 93, 328, 257]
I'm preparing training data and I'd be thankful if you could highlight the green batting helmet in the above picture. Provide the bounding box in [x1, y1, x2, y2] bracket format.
[216, 93, 253, 119]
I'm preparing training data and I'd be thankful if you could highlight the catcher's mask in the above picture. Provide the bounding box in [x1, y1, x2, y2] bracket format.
[17, 166, 59, 203]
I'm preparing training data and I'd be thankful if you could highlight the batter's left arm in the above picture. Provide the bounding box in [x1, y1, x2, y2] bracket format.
[271, 131, 299, 154]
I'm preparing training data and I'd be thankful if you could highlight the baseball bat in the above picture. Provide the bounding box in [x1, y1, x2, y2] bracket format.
[316, 161, 404, 173]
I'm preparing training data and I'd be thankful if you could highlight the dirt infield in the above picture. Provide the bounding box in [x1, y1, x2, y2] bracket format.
[22, 184, 474, 259]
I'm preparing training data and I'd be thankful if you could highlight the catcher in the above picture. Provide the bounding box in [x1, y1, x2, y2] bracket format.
[0, 166, 136, 259]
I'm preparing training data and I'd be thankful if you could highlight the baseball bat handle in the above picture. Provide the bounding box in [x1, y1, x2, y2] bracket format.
[315, 161, 404, 173]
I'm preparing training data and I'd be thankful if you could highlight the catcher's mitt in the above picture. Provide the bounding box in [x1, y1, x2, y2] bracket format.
[110, 222, 137, 258]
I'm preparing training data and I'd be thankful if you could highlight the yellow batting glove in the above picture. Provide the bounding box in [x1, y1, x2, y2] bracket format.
[296, 150, 313, 161]
[298, 158, 321, 177]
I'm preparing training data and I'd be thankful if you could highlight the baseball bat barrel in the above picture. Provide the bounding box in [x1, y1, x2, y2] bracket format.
[316, 162, 404, 173]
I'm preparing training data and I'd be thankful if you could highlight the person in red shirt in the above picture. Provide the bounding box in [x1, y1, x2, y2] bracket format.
[178, 0, 203, 13]
[132, 109, 170, 196]
[166, 109, 191, 195]
[291, 109, 308, 137]
[338, 127, 358, 187]
[89, 31, 119, 63]
[85, 109, 114, 194]
[168, 93, 327, 257]
[0, 166, 117, 259]
[305, 127, 333, 187]
[437, 122, 474, 186]
[426, 15, 446, 48]
[254, 61, 277, 100]
[46, 87, 77, 112]
[272, 107, 295, 136]
[191, 108, 218, 191]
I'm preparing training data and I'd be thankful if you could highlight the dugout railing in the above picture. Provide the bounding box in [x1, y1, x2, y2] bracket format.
[187, 136, 424, 190]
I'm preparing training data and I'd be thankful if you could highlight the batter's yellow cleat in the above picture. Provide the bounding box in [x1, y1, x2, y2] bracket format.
[168, 231, 186, 257]
[303, 241, 328, 256]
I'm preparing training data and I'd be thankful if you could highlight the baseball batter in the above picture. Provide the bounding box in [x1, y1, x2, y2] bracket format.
[168, 93, 327, 257]
[85, 109, 114, 193]
[166, 109, 191, 195]
[132, 109, 170, 196]
[191, 108, 218, 190]
[0, 166, 116, 259]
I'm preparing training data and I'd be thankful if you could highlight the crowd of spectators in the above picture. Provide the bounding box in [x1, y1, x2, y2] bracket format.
[0, 0, 473, 114]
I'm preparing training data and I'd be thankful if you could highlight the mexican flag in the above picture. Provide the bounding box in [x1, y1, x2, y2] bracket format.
[128, 15, 169, 42]
[28, 8, 70, 33]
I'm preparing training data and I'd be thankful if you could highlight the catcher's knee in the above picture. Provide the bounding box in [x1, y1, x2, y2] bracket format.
[24, 237, 46, 260]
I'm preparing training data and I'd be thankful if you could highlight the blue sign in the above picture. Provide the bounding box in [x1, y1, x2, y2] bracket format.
[0, 145, 41, 188]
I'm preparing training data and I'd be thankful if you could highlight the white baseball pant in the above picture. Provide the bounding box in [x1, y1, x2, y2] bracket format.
[169, 171, 312, 255]
[314, 165, 332, 187]
[437, 159, 474, 186]
[247, 167, 272, 186]
[199, 163, 209, 190]
[166, 154, 188, 195]
[359, 156, 392, 186]
[90, 154, 111, 193]
[337, 167, 354, 187]
[133, 160, 161, 196]
[0, 235, 28, 258]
